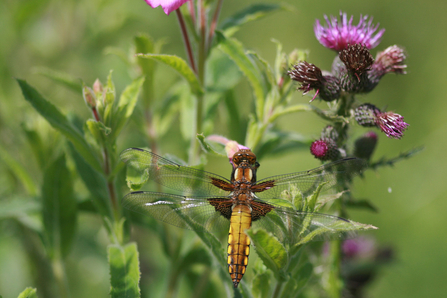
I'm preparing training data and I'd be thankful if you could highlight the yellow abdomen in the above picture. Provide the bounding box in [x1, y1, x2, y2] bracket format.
[227, 204, 252, 288]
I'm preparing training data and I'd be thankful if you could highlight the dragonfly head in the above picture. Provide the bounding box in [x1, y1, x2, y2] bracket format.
[232, 149, 258, 168]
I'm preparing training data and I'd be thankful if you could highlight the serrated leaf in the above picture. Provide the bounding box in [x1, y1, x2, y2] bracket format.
[220, 4, 286, 37]
[246, 228, 287, 276]
[216, 32, 266, 107]
[17, 287, 38, 298]
[305, 182, 327, 212]
[109, 76, 145, 141]
[17, 79, 103, 173]
[137, 54, 203, 96]
[108, 242, 141, 298]
[0, 144, 38, 196]
[32, 67, 82, 93]
[41, 153, 77, 259]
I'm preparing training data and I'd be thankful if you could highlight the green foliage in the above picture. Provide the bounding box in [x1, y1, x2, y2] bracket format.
[109, 242, 141, 298]
[41, 153, 77, 259]
[17, 288, 38, 298]
[1, 1, 421, 298]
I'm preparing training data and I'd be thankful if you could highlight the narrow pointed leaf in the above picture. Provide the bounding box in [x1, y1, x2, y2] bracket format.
[32, 67, 82, 93]
[137, 54, 203, 96]
[41, 153, 77, 259]
[109, 76, 145, 140]
[220, 4, 288, 37]
[216, 32, 266, 106]
[108, 242, 141, 298]
[68, 143, 112, 218]
[17, 79, 102, 172]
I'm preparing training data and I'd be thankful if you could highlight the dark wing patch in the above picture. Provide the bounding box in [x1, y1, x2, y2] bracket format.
[251, 200, 275, 221]
[207, 198, 234, 219]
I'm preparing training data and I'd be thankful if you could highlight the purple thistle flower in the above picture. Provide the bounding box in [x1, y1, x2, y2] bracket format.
[314, 11, 385, 52]
[375, 111, 409, 139]
[355, 104, 409, 139]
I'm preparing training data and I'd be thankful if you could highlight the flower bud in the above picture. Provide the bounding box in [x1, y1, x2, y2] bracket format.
[354, 131, 378, 160]
[83, 86, 96, 108]
[310, 138, 340, 161]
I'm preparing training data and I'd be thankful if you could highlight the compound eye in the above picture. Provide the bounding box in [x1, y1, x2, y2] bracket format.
[254, 162, 260, 169]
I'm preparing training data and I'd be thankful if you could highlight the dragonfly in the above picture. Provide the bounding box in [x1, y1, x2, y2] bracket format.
[120, 148, 366, 288]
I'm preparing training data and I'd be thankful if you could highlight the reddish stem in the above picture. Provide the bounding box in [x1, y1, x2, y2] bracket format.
[176, 9, 197, 74]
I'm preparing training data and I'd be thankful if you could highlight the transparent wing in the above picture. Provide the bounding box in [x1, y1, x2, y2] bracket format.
[122, 191, 230, 234]
[255, 158, 366, 200]
[253, 204, 358, 246]
[120, 148, 231, 196]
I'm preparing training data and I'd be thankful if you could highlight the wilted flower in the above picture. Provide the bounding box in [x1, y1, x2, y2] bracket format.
[288, 61, 340, 101]
[310, 138, 339, 161]
[314, 11, 385, 51]
[355, 104, 409, 139]
[339, 44, 374, 81]
[144, 0, 190, 15]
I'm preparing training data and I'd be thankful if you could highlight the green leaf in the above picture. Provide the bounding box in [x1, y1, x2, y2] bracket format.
[246, 228, 287, 277]
[104, 46, 131, 66]
[252, 271, 272, 298]
[108, 242, 141, 298]
[41, 153, 77, 259]
[216, 32, 266, 107]
[0, 198, 40, 220]
[32, 67, 82, 93]
[21, 124, 46, 170]
[17, 287, 38, 298]
[0, 144, 38, 196]
[17, 79, 102, 173]
[108, 76, 145, 141]
[220, 4, 287, 37]
[68, 143, 112, 218]
[137, 54, 203, 96]
[197, 134, 226, 156]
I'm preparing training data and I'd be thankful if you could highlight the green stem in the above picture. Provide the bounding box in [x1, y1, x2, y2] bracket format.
[52, 258, 70, 298]
[272, 279, 285, 298]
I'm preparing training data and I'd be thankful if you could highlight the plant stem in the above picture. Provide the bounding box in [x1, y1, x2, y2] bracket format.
[176, 9, 197, 74]
[52, 258, 70, 298]
[272, 279, 284, 298]
[207, 0, 223, 51]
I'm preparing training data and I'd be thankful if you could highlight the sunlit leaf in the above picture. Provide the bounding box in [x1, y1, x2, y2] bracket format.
[137, 54, 203, 96]
[17, 287, 38, 298]
[246, 228, 287, 276]
[220, 4, 288, 37]
[109, 76, 145, 141]
[108, 242, 141, 298]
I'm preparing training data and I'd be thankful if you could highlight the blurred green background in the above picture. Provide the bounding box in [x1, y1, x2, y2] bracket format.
[1, 0, 446, 297]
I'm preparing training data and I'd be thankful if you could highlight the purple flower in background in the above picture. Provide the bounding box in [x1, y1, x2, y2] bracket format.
[144, 0, 190, 15]
[314, 11, 385, 51]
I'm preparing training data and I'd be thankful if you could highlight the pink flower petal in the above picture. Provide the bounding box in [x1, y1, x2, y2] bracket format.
[144, 0, 190, 15]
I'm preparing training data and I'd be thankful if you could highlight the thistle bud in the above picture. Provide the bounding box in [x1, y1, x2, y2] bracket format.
[310, 138, 340, 161]
[354, 131, 378, 160]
